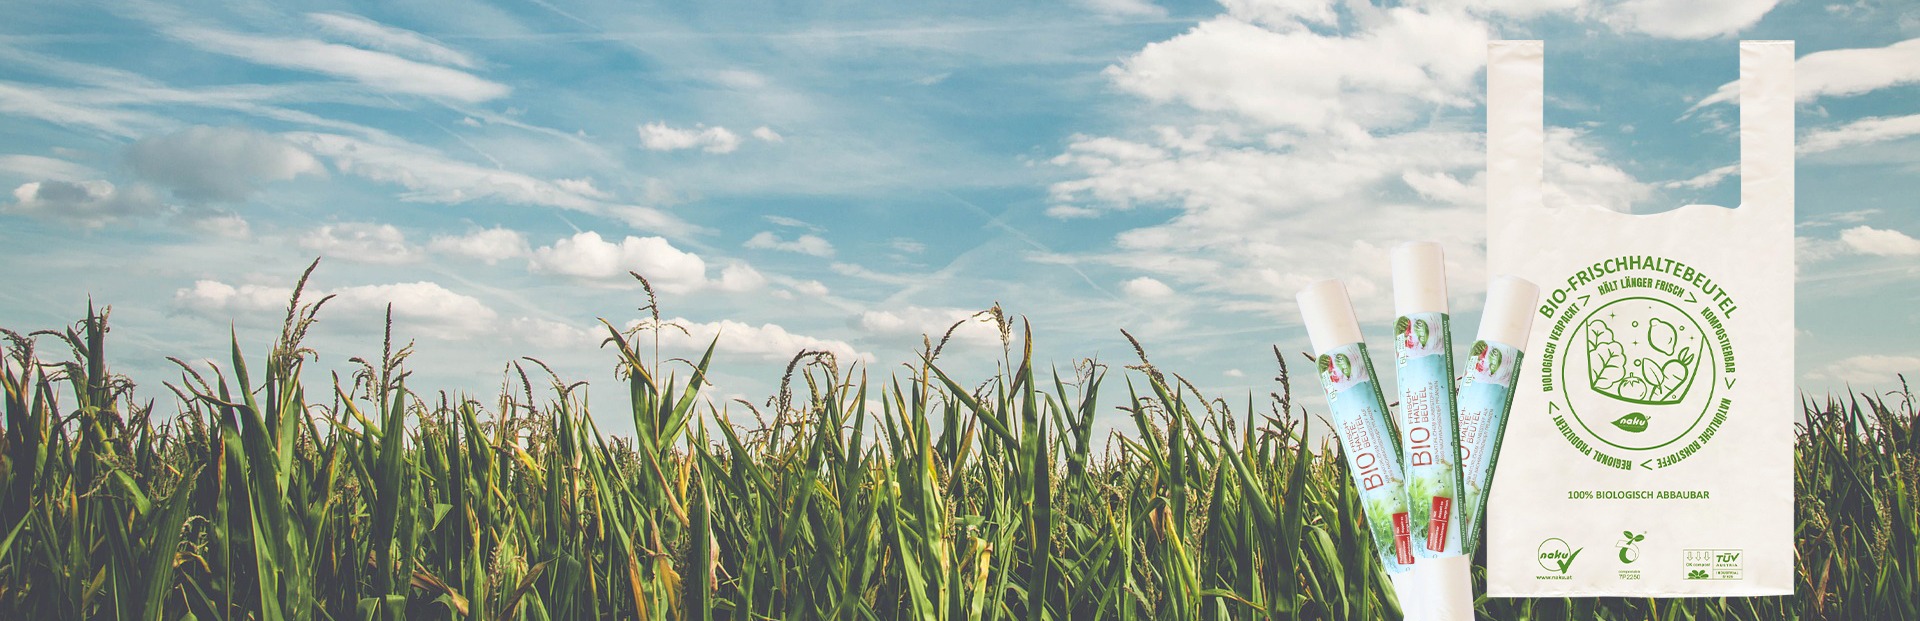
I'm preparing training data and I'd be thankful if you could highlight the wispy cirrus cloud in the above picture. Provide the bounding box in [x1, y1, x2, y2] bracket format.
[161, 25, 509, 102]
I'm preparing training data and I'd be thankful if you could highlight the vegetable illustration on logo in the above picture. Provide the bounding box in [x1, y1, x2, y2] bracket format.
[1471, 340, 1504, 378]
[1396, 316, 1431, 350]
[1537, 538, 1582, 575]
[1582, 302, 1701, 406]
[1617, 531, 1646, 564]
[1317, 352, 1355, 385]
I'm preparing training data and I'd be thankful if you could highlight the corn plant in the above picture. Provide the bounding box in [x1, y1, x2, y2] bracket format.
[0, 260, 1913, 620]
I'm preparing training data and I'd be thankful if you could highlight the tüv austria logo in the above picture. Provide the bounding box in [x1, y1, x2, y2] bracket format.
[1536, 538, 1582, 580]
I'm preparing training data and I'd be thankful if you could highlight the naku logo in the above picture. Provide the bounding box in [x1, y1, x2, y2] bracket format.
[1537, 538, 1582, 574]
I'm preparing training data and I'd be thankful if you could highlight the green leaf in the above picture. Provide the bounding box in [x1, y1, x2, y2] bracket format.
[1611, 413, 1650, 433]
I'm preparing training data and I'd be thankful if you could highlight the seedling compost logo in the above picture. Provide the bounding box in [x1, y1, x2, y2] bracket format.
[1536, 538, 1582, 579]
[1535, 255, 1739, 471]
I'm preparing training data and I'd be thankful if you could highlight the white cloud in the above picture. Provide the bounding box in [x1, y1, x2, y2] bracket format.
[707, 69, 767, 89]
[1542, 127, 1654, 213]
[1104, 9, 1488, 132]
[175, 279, 497, 339]
[1800, 114, 1920, 153]
[1224, 368, 1246, 378]
[529, 231, 762, 293]
[638, 122, 742, 153]
[552, 177, 612, 199]
[1604, 0, 1781, 39]
[180, 211, 251, 239]
[859, 306, 1002, 347]
[1695, 38, 1920, 109]
[744, 231, 835, 257]
[506, 316, 599, 349]
[305, 12, 479, 69]
[6, 179, 160, 227]
[429, 227, 530, 264]
[1838, 225, 1920, 256]
[1122, 276, 1175, 298]
[632, 317, 873, 364]
[751, 126, 783, 142]
[1078, 0, 1168, 19]
[163, 25, 509, 102]
[1217, 0, 1337, 29]
[299, 223, 419, 263]
[282, 132, 688, 233]
[0, 154, 99, 181]
[715, 262, 768, 292]
[1803, 354, 1920, 386]
[793, 280, 830, 296]
[888, 237, 926, 254]
[126, 126, 323, 202]
[1661, 163, 1738, 190]
[0, 82, 159, 138]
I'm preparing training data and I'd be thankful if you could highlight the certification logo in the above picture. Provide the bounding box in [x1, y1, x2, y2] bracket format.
[1536, 538, 1582, 580]
[1683, 549, 1744, 581]
[1617, 530, 1646, 581]
[1536, 256, 1740, 472]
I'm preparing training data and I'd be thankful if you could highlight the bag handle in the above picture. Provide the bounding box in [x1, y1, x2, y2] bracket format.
[1486, 40, 1795, 222]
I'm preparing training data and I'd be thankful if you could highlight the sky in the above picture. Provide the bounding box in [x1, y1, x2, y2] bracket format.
[2, 0, 1917, 438]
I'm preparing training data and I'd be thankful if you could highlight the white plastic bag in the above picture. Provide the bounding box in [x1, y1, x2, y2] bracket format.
[1483, 40, 1794, 597]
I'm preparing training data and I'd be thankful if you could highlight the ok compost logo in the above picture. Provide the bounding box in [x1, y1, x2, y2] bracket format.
[1535, 255, 1739, 471]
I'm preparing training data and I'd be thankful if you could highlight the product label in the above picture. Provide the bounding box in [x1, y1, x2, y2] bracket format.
[1393, 312, 1464, 556]
[1535, 255, 1738, 472]
[1457, 339, 1522, 553]
[1315, 342, 1413, 572]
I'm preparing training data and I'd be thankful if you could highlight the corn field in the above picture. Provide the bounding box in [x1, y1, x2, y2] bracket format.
[0, 263, 1913, 620]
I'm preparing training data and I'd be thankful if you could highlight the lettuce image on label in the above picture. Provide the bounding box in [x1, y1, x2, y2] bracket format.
[1455, 276, 1539, 557]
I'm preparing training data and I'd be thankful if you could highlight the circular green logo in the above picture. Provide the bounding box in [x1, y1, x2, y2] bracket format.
[1536, 256, 1738, 470]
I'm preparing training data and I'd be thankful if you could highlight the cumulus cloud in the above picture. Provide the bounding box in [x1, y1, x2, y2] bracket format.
[126, 126, 323, 202]
[638, 122, 742, 153]
[529, 231, 765, 294]
[751, 126, 783, 142]
[305, 12, 478, 69]
[429, 226, 530, 264]
[744, 231, 835, 257]
[6, 179, 161, 227]
[163, 25, 509, 102]
[1104, 9, 1488, 132]
[1603, 0, 1781, 39]
[175, 279, 497, 338]
[299, 223, 419, 263]
[531, 231, 708, 290]
[1838, 225, 1920, 257]
[1122, 276, 1175, 298]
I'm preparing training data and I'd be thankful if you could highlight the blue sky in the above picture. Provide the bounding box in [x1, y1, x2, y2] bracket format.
[3, 0, 1917, 437]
